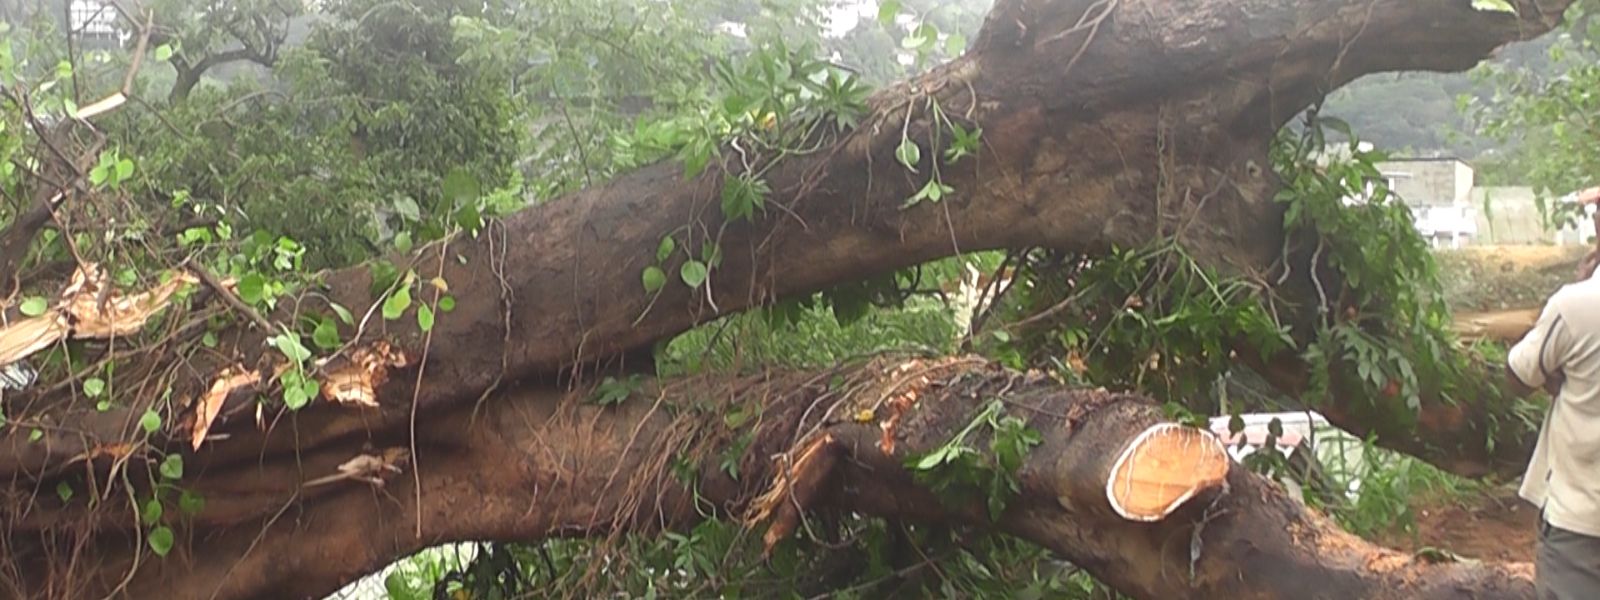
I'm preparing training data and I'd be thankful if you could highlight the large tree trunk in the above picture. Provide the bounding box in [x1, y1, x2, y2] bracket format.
[0, 0, 1576, 596]
[10, 357, 1536, 599]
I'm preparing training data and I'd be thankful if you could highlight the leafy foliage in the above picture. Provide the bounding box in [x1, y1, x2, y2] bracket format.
[1464, 0, 1600, 229]
[908, 400, 1043, 521]
[980, 244, 1290, 410]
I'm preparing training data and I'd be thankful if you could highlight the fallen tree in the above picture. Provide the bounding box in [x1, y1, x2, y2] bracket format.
[0, 0, 1578, 597]
[8, 357, 1539, 599]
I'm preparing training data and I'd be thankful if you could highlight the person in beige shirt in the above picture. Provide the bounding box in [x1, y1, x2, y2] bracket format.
[1508, 247, 1600, 600]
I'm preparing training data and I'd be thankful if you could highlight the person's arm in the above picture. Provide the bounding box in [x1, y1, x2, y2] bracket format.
[1507, 298, 1571, 398]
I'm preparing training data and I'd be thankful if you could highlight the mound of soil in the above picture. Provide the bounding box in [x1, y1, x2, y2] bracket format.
[1435, 245, 1590, 312]
[1378, 488, 1537, 563]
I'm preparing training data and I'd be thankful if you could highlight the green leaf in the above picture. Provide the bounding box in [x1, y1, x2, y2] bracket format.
[903, 180, 955, 208]
[19, 296, 47, 316]
[895, 139, 922, 171]
[147, 526, 174, 557]
[330, 303, 355, 325]
[642, 266, 667, 293]
[153, 44, 172, 62]
[141, 498, 164, 524]
[83, 377, 106, 398]
[282, 382, 309, 410]
[202, 331, 218, 348]
[159, 454, 184, 480]
[442, 168, 481, 204]
[178, 489, 205, 515]
[29, 428, 42, 443]
[115, 159, 134, 180]
[915, 448, 949, 470]
[382, 286, 412, 321]
[656, 236, 676, 262]
[312, 318, 341, 350]
[589, 375, 642, 406]
[281, 370, 317, 410]
[237, 274, 266, 305]
[902, 23, 938, 50]
[438, 296, 456, 313]
[56, 481, 72, 503]
[1471, 0, 1516, 13]
[140, 409, 161, 434]
[385, 572, 421, 600]
[680, 139, 714, 180]
[701, 241, 724, 268]
[945, 32, 967, 55]
[393, 231, 413, 254]
[391, 196, 422, 222]
[272, 334, 312, 364]
[680, 260, 709, 289]
[723, 407, 749, 429]
[417, 303, 435, 332]
[877, 0, 900, 26]
[89, 164, 109, 186]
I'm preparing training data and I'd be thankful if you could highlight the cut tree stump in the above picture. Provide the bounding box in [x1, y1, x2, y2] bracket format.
[1105, 423, 1230, 522]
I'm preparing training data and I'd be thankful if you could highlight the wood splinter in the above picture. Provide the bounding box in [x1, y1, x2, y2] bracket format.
[303, 448, 412, 488]
[1105, 423, 1230, 522]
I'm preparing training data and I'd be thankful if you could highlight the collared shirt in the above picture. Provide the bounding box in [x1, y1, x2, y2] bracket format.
[1509, 276, 1600, 537]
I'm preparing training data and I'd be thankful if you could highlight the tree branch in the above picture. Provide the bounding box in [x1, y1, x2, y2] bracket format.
[8, 358, 1539, 599]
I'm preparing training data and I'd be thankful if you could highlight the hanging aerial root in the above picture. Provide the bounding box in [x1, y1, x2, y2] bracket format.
[746, 433, 842, 554]
[1104, 423, 1230, 522]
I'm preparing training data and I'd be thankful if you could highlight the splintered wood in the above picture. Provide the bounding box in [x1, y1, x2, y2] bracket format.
[191, 366, 262, 450]
[747, 433, 840, 555]
[317, 341, 408, 407]
[1105, 423, 1229, 522]
[0, 263, 197, 367]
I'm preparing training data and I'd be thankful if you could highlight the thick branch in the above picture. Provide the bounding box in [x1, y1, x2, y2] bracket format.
[8, 358, 1536, 599]
[167, 44, 278, 103]
[0, 0, 1574, 496]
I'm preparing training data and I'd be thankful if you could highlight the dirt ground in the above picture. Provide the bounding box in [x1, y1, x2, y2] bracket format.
[1361, 245, 1591, 563]
[1435, 245, 1591, 311]
[1377, 487, 1538, 563]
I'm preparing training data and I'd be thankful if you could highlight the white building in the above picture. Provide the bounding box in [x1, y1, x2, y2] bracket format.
[1373, 157, 1479, 249]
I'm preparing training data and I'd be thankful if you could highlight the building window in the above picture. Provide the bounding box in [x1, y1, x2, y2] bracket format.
[69, 0, 118, 40]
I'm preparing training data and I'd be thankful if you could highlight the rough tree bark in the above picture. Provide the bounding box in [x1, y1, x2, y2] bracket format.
[11, 357, 1538, 599]
[0, 0, 1577, 597]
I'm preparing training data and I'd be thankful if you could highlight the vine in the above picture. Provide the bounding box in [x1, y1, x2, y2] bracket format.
[906, 399, 1043, 521]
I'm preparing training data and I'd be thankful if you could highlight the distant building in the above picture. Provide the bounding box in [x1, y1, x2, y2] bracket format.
[1553, 188, 1599, 246]
[1470, 186, 1544, 245]
[1365, 156, 1596, 248]
[67, 0, 124, 48]
[1374, 157, 1478, 249]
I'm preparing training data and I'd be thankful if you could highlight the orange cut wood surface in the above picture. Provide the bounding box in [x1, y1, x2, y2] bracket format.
[1106, 423, 1230, 521]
